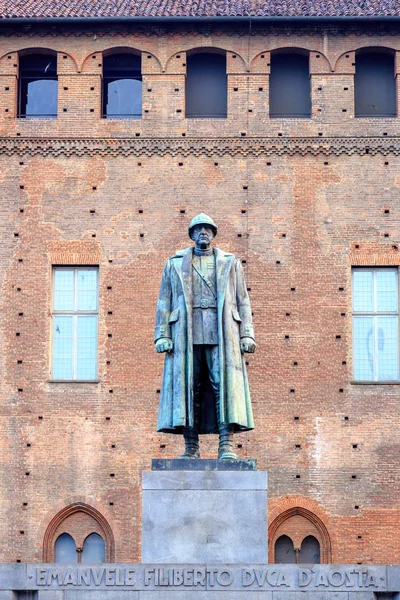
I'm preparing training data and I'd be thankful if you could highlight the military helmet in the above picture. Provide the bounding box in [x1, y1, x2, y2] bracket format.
[188, 213, 218, 237]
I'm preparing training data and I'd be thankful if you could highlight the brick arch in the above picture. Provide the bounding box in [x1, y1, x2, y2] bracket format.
[43, 502, 115, 562]
[269, 506, 332, 564]
[165, 47, 247, 73]
[334, 45, 396, 72]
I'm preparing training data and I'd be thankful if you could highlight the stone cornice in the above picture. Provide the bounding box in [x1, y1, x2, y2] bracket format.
[1, 136, 399, 157]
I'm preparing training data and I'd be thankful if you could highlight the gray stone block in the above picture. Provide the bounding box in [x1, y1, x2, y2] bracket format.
[38, 592, 64, 600]
[387, 567, 400, 592]
[0, 566, 26, 590]
[142, 470, 267, 490]
[272, 594, 348, 600]
[64, 593, 138, 600]
[142, 469, 268, 563]
[0, 592, 16, 600]
[138, 593, 272, 600]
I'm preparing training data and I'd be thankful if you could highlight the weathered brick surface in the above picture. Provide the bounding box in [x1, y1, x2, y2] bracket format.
[0, 23, 399, 566]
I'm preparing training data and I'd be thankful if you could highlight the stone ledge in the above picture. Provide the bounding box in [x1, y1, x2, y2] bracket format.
[151, 459, 257, 471]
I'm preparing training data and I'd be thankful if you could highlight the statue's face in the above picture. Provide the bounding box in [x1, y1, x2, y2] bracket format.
[191, 225, 215, 250]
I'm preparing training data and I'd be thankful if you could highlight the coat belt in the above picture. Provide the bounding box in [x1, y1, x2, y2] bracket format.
[193, 299, 217, 308]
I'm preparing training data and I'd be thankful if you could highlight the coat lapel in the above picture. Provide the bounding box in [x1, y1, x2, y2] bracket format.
[215, 248, 234, 318]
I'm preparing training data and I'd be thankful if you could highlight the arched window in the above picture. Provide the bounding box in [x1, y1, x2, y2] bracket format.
[54, 533, 77, 563]
[186, 51, 227, 118]
[299, 535, 320, 564]
[43, 503, 115, 562]
[275, 535, 296, 563]
[18, 52, 58, 118]
[81, 533, 105, 564]
[54, 532, 105, 564]
[354, 50, 396, 117]
[269, 51, 311, 118]
[102, 52, 142, 119]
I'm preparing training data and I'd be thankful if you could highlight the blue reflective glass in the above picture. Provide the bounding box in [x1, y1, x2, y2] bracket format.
[77, 316, 97, 380]
[353, 316, 374, 380]
[53, 316, 73, 379]
[77, 269, 98, 311]
[81, 533, 105, 564]
[54, 270, 74, 311]
[25, 79, 58, 117]
[377, 316, 399, 380]
[376, 270, 398, 312]
[106, 78, 142, 117]
[353, 270, 373, 312]
[55, 533, 77, 563]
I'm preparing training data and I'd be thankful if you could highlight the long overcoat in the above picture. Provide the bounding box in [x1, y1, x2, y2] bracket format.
[154, 246, 255, 434]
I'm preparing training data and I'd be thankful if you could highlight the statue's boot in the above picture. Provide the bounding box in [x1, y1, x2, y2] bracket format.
[218, 424, 237, 460]
[178, 427, 200, 459]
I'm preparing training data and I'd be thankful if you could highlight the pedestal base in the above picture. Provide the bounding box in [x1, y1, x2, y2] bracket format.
[142, 459, 268, 564]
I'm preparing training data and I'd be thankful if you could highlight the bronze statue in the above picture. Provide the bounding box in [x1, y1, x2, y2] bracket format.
[155, 214, 256, 459]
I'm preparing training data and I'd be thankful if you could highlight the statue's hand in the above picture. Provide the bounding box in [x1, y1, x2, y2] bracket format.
[240, 337, 256, 354]
[155, 338, 174, 353]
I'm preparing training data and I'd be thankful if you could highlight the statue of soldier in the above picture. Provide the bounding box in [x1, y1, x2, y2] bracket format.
[154, 214, 256, 459]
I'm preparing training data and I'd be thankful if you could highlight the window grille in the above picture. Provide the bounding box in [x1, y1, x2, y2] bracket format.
[269, 52, 311, 118]
[354, 51, 396, 118]
[52, 267, 98, 380]
[186, 52, 227, 118]
[18, 53, 58, 119]
[102, 53, 142, 119]
[352, 268, 399, 381]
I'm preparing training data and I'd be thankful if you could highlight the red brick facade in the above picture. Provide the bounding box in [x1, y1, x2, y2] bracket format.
[0, 22, 399, 565]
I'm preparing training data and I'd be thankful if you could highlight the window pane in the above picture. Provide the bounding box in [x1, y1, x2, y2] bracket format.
[270, 53, 311, 118]
[25, 79, 58, 117]
[81, 533, 105, 564]
[77, 316, 97, 380]
[377, 316, 399, 380]
[77, 269, 98, 311]
[53, 316, 73, 379]
[355, 52, 396, 117]
[353, 270, 373, 312]
[106, 78, 142, 117]
[54, 270, 74, 311]
[376, 270, 398, 312]
[298, 536, 320, 564]
[353, 316, 374, 380]
[275, 535, 296, 564]
[186, 53, 227, 118]
[55, 533, 77, 563]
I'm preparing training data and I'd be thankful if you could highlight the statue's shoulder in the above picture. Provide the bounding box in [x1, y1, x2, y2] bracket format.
[214, 247, 235, 259]
[169, 247, 191, 260]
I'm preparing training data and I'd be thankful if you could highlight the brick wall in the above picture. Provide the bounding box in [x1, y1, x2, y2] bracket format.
[0, 22, 399, 565]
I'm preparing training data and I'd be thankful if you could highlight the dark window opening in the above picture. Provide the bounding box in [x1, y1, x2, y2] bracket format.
[298, 536, 321, 564]
[18, 53, 57, 119]
[274, 535, 296, 564]
[186, 52, 227, 118]
[269, 52, 311, 118]
[103, 53, 142, 119]
[354, 51, 396, 118]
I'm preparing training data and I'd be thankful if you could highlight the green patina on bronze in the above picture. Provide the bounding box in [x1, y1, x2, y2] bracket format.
[154, 214, 256, 459]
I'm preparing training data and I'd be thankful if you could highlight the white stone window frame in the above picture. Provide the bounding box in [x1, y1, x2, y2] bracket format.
[352, 266, 399, 382]
[51, 266, 99, 382]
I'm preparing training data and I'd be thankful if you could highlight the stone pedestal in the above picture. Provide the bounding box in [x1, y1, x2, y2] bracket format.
[142, 459, 268, 564]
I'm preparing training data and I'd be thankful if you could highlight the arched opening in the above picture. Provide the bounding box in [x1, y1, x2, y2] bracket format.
[81, 533, 105, 564]
[18, 51, 58, 118]
[354, 49, 396, 117]
[102, 52, 142, 119]
[54, 533, 77, 563]
[269, 506, 332, 563]
[43, 502, 115, 562]
[275, 535, 296, 564]
[269, 50, 311, 118]
[186, 50, 227, 118]
[299, 535, 321, 564]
